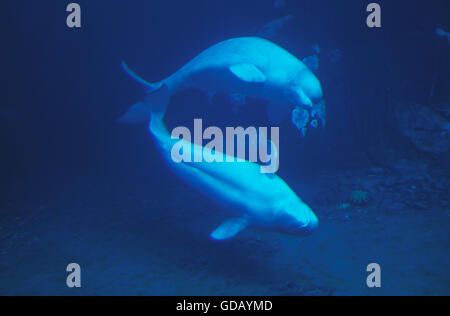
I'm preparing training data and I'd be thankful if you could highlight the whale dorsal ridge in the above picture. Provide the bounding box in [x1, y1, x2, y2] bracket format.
[229, 63, 266, 83]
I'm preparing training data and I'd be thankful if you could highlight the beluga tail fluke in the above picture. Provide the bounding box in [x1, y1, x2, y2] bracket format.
[119, 37, 325, 133]
[117, 62, 167, 124]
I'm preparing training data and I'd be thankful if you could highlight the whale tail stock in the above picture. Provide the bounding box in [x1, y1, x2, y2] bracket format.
[117, 61, 169, 124]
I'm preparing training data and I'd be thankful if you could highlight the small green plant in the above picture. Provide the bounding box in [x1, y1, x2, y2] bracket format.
[337, 202, 351, 210]
[350, 190, 369, 205]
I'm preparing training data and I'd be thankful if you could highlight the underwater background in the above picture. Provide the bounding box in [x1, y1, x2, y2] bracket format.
[0, 0, 449, 295]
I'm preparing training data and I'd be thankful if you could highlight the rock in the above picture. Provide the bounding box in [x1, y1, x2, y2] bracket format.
[392, 103, 450, 154]
[383, 177, 397, 188]
[368, 167, 387, 175]
[385, 202, 406, 211]
[434, 102, 450, 119]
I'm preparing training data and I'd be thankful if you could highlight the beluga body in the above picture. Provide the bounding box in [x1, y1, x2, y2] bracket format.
[119, 37, 324, 131]
[124, 84, 319, 240]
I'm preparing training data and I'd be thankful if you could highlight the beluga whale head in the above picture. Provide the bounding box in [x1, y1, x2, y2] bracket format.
[267, 195, 319, 236]
[288, 69, 323, 109]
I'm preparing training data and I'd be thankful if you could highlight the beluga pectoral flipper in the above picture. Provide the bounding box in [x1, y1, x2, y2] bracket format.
[119, 37, 324, 134]
[211, 217, 250, 240]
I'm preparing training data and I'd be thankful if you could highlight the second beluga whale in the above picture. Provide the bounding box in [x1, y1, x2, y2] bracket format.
[120, 37, 324, 131]
[132, 84, 319, 240]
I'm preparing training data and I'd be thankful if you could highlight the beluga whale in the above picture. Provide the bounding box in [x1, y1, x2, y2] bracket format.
[119, 37, 325, 132]
[127, 84, 319, 240]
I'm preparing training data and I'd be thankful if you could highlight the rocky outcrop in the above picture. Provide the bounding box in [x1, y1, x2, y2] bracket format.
[392, 102, 450, 154]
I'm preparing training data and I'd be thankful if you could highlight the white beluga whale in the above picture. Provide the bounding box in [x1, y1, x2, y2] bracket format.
[119, 37, 324, 132]
[129, 84, 319, 240]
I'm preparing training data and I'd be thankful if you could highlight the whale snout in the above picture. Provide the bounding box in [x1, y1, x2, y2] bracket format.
[295, 207, 319, 235]
[284, 208, 319, 236]
[291, 70, 323, 108]
[275, 198, 319, 236]
[305, 211, 319, 233]
[295, 90, 314, 108]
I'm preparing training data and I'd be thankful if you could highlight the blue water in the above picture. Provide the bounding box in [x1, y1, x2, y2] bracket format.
[0, 0, 449, 295]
